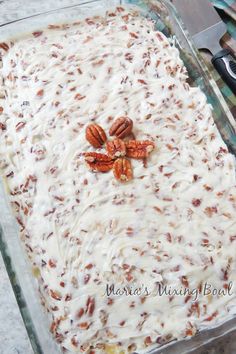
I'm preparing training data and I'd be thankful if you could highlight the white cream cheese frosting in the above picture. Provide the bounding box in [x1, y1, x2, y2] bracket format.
[0, 6, 236, 354]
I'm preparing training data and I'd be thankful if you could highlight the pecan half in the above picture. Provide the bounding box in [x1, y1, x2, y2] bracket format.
[109, 116, 133, 139]
[84, 152, 113, 172]
[86, 124, 107, 148]
[113, 158, 133, 182]
[106, 138, 126, 159]
[126, 140, 155, 159]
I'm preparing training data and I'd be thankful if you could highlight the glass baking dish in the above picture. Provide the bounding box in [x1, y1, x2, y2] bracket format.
[0, 1, 236, 353]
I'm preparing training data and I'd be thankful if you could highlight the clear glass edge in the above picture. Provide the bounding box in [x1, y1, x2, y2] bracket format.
[0, 1, 235, 354]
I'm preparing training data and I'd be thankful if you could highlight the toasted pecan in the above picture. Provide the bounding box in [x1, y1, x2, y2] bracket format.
[84, 152, 113, 172]
[106, 138, 126, 159]
[109, 116, 133, 139]
[113, 158, 133, 182]
[125, 140, 155, 159]
[86, 124, 107, 148]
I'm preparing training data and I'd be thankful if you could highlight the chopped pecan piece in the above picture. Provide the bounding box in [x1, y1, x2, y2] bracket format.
[84, 152, 113, 172]
[99, 309, 108, 326]
[16, 122, 26, 131]
[106, 138, 126, 159]
[77, 308, 84, 318]
[128, 343, 137, 352]
[180, 275, 189, 288]
[33, 31, 43, 37]
[36, 89, 44, 97]
[84, 274, 91, 284]
[0, 122, 6, 131]
[113, 158, 133, 182]
[0, 42, 9, 51]
[50, 289, 62, 301]
[204, 206, 218, 217]
[86, 296, 95, 316]
[86, 124, 107, 148]
[205, 311, 218, 322]
[144, 336, 152, 346]
[48, 259, 57, 268]
[78, 322, 89, 330]
[109, 116, 133, 139]
[75, 93, 86, 100]
[192, 198, 201, 207]
[50, 317, 62, 333]
[126, 140, 155, 159]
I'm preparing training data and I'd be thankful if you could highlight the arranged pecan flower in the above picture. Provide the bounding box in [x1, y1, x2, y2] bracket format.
[84, 116, 155, 182]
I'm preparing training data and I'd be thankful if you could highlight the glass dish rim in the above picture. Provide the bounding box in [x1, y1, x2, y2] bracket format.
[0, 1, 236, 354]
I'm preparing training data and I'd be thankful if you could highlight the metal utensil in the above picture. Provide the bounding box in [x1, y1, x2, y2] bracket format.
[172, 0, 236, 94]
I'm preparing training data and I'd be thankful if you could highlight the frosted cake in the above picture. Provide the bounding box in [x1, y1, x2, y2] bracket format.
[0, 5, 236, 354]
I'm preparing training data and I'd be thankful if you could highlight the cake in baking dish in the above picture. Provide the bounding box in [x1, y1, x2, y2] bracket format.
[0, 5, 236, 354]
